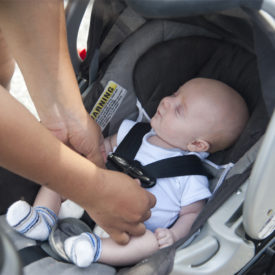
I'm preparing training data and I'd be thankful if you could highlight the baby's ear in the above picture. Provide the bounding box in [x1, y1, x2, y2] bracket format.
[187, 139, 210, 152]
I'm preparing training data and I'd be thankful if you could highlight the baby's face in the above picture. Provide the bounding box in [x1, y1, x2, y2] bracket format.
[150, 85, 213, 150]
[150, 78, 249, 152]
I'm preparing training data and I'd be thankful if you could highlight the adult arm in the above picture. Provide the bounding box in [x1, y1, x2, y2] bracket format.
[0, 28, 14, 90]
[0, 0, 104, 167]
[0, 87, 155, 244]
[0, 0, 156, 244]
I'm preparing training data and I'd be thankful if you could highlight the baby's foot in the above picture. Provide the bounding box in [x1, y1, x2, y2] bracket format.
[6, 200, 57, 241]
[64, 232, 101, 268]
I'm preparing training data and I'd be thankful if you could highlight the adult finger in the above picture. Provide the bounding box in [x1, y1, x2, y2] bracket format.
[140, 210, 152, 222]
[147, 191, 157, 208]
[109, 230, 131, 245]
[134, 178, 141, 186]
[89, 148, 105, 168]
[124, 222, 146, 237]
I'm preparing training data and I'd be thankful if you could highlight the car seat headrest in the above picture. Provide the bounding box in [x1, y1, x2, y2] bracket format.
[133, 36, 269, 163]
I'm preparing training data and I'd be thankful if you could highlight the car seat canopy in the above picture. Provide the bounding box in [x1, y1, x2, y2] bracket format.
[125, 0, 263, 18]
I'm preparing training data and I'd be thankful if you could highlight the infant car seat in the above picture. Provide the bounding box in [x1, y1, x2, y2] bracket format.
[1, 0, 275, 274]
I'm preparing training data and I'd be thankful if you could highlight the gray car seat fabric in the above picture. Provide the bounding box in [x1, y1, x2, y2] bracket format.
[133, 35, 269, 165]
[80, 9, 269, 275]
[0, 5, 272, 275]
[0, 169, 40, 215]
[0, 216, 116, 275]
[134, 36, 260, 116]
[86, 17, 267, 163]
[24, 258, 116, 275]
[83, 20, 220, 136]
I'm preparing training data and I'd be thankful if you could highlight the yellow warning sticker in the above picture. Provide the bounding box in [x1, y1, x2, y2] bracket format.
[90, 81, 127, 130]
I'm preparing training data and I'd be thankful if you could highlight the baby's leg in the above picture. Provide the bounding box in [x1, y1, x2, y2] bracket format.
[64, 230, 159, 267]
[6, 187, 61, 241]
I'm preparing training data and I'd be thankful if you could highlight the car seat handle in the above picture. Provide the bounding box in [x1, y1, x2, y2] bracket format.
[65, 0, 90, 74]
[125, 0, 263, 18]
[243, 111, 275, 240]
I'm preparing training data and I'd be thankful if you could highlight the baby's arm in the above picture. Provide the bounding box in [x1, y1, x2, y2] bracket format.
[65, 200, 205, 267]
[155, 200, 205, 248]
[103, 134, 118, 157]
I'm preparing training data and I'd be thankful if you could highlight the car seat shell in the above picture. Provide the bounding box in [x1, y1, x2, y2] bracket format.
[1, 0, 274, 274]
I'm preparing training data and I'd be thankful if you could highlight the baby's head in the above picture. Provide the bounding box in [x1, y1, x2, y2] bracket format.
[150, 78, 249, 153]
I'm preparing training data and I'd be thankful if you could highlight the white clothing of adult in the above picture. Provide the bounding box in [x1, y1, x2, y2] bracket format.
[115, 119, 211, 232]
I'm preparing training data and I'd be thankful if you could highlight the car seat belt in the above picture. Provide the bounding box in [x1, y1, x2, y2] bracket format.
[106, 122, 209, 188]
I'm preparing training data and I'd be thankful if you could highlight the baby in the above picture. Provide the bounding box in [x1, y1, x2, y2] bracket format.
[6, 78, 249, 267]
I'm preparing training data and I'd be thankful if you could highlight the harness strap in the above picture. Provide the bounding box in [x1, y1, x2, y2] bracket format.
[113, 122, 151, 160]
[143, 155, 209, 179]
[106, 122, 208, 187]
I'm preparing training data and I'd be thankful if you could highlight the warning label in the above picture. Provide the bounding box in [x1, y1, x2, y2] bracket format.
[90, 81, 127, 130]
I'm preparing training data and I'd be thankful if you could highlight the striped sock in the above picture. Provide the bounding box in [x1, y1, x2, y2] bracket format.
[6, 200, 57, 241]
[64, 232, 102, 268]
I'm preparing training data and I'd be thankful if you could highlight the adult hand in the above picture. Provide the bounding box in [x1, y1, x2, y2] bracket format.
[84, 169, 156, 245]
[43, 110, 105, 169]
[155, 228, 175, 248]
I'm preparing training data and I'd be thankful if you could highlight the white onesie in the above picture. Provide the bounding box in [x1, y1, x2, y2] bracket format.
[116, 119, 211, 232]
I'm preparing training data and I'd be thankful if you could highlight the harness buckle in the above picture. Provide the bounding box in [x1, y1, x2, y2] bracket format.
[107, 153, 156, 188]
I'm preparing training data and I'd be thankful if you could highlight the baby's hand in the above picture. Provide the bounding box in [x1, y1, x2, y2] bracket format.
[154, 228, 175, 248]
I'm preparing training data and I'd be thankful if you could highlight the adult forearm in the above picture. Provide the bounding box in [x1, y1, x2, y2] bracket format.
[0, 28, 15, 90]
[0, 88, 100, 202]
[0, 0, 106, 168]
[0, 88, 156, 244]
[0, 0, 84, 124]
